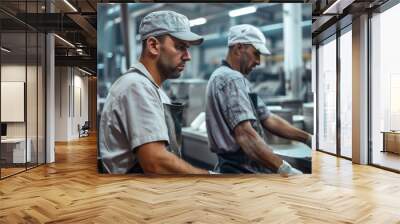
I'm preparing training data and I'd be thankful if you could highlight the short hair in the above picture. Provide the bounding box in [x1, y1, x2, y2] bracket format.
[228, 43, 251, 54]
[228, 43, 252, 50]
[141, 34, 168, 51]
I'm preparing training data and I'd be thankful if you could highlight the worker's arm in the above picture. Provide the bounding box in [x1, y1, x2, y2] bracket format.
[234, 121, 284, 171]
[262, 114, 311, 147]
[136, 141, 209, 174]
[234, 120, 303, 176]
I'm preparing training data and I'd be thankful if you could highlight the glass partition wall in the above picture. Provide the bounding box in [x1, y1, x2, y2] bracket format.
[0, 31, 27, 177]
[0, 1, 46, 179]
[370, 2, 400, 171]
[317, 35, 337, 155]
[316, 26, 353, 159]
[316, 0, 400, 172]
[339, 26, 352, 159]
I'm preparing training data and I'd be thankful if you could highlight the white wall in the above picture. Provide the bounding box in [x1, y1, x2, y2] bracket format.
[72, 72, 89, 138]
[1, 65, 38, 138]
[55, 67, 89, 141]
[55, 67, 68, 141]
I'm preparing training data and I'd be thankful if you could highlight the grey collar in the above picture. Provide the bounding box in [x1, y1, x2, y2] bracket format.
[129, 62, 160, 88]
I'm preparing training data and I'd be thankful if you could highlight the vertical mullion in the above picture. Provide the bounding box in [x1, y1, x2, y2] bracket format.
[336, 29, 341, 157]
[367, 11, 372, 165]
[25, 0, 28, 171]
[36, 0, 39, 167]
[316, 45, 319, 151]
[44, 0, 47, 164]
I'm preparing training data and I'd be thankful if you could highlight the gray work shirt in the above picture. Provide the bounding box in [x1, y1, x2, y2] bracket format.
[205, 62, 271, 154]
[99, 62, 171, 174]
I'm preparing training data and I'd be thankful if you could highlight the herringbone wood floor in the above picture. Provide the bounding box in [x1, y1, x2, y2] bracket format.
[1, 134, 400, 223]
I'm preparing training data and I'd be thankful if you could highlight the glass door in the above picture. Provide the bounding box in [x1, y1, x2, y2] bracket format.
[317, 35, 337, 155]
[339, 26, 352, 159]
[370, 2, 400, 171]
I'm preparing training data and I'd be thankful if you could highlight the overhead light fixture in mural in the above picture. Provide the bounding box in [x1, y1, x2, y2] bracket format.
[229, 6, 257, 17]
[189, 17, 207, 27]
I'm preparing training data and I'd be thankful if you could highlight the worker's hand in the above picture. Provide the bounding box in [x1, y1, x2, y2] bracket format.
[277, 160, 303, 177]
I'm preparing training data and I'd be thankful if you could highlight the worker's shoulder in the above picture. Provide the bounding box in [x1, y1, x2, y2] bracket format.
[109, 72, 158, 96]
[118, 71, 154, 86]
[211, 66, 243, 80]
[210, 66, 245, 85]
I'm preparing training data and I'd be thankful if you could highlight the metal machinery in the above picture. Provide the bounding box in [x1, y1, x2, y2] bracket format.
[164, 79, 208, 126]
[249, 66, 314, 143]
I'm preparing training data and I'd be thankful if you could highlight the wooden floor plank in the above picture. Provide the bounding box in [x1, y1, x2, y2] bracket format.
[0, 134, 399, 223]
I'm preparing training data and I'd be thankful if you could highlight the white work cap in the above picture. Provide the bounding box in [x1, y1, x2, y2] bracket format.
[139, 10, 203, 45]
[228, 24, 270, 55]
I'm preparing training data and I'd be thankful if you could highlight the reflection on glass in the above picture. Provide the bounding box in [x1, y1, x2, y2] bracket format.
[318, 37, 337, 154]
[0, 1, 47, 179]
[340, 29, 352, 158]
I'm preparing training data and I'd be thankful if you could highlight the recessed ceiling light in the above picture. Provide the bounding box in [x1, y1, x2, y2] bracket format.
[1, 47, 11, 53]
[54, 34, 75, 48]
[78, 67, 92, 76]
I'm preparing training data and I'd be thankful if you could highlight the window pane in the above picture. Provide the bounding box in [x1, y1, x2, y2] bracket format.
[340, 29, 352, 158]
[318, 37, 337, 154]
[371, 3, 400, 171]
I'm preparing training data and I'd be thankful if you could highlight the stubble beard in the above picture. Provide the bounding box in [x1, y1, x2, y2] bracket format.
[157, 52, 182, 80]
[239, 54, 250, 75]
